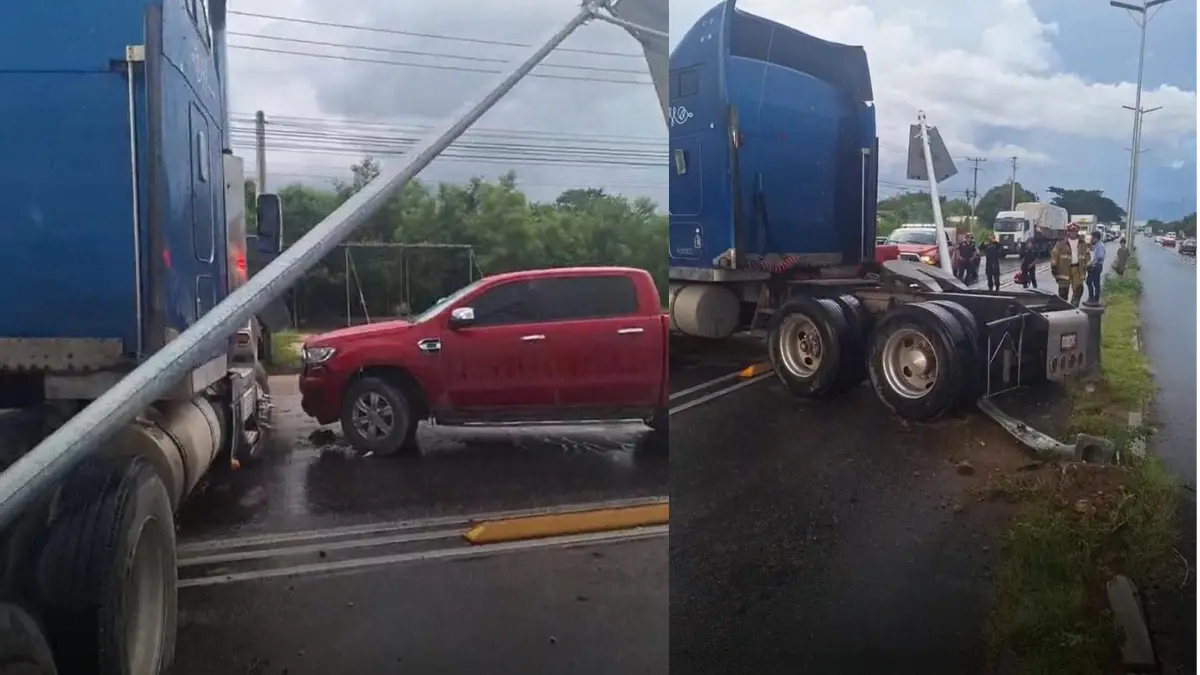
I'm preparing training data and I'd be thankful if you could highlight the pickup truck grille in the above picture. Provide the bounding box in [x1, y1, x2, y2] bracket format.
[899, 253, 921, 262]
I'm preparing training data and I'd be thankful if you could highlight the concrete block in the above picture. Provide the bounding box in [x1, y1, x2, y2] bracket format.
[1074, 433, 1117, 464]
[1106, 575, 1156, 671]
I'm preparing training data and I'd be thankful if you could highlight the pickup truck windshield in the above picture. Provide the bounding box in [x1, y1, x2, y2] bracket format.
[412, 278, 487, 323]
[887, 230, 937, 245]
[993, 218, 1026, 232]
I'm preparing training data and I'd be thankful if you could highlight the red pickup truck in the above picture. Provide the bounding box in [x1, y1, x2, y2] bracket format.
[299, 266, 670, 455]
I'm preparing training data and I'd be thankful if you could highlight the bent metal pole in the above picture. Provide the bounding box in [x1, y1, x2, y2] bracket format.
[0, 2, 607, 529]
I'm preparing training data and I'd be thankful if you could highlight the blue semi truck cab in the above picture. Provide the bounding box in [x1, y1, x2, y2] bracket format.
[668, 2, 1093, 426]
[0, 1, 286, 672]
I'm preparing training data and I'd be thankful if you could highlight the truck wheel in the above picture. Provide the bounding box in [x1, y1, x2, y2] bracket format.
[924, 300, 983, 406]
[0, 603, 57, 674]
[35, 456, 177, 675]
[768, 296, 856, 398]
[867, 303, 965, 421]
[832, 294, 871, 387]
[340, 377, 417, 456]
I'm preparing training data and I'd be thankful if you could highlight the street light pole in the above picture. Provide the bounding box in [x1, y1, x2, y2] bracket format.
[1110, 0, 1173, 246]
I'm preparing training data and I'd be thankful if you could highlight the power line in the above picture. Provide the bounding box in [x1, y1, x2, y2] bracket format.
[227, 32, 647, 76]
[228, 125, 662, 159]
[229, 112, 665, 144]
[229, 142, 664, 169]
[228, 10, 644, 59]
[228, 45, 651, 86]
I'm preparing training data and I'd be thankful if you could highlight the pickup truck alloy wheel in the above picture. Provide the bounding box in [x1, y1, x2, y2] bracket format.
[340, 377, 416, 456]
[868, 304, 963, 421]
[768, 297, 856, 397]
[35, 455, 177, 675]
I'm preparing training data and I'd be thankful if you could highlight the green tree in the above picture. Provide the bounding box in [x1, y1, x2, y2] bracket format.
[1045, 186, 1125, 223]
[243, 158, 667, 327]
[974, 182, 1038, 230]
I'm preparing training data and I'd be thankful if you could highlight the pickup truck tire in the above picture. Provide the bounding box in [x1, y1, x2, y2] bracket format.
[768, 296, 857, 398]
[35, 455, 177, 675]
[0, 603, 57, 674]
[340, 377, 417, 456]
[867, 303, 965, 421]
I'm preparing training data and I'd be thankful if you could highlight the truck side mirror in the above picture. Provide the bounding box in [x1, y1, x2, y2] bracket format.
[256, 193, 283, 255]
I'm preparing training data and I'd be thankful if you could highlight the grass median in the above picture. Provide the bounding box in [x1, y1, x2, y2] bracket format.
[985, 254, 1181, 675]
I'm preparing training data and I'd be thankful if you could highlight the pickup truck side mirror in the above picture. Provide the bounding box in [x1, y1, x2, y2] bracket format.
[448, 307, 475, 330]
[256, 193, 284, 255]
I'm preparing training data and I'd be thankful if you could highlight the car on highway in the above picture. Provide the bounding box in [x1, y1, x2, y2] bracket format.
[1162, 234, 1177, 248]
[298, 266, 670, 455]
[1179, 238, 1196, 256]
[884, 224, 956, 267]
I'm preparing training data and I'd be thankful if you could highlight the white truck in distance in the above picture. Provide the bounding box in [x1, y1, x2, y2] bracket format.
[992, 202, 1069, 258]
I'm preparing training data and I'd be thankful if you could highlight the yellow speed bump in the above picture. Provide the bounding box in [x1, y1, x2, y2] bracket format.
[740, 362, 772, 378]
[463, 503, 669, 545]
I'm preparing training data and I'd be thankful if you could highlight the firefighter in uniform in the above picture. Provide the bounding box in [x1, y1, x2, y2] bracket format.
[1050, 222, 1090, 306]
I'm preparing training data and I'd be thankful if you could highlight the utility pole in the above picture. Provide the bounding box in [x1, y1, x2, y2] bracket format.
[965, 157, 987, 222]
[1111, 0, 1175, 247]
[916, 112, 954, 276]
[255, 110, 267, 196]
[1123, 103, 1161, 245]
[1008, 156, 1018, 209]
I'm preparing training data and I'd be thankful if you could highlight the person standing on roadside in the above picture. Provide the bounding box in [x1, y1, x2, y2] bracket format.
[1113, 237, 1129, 276]
[1019, 239, 1039, 288]
[983, 233, 1003, 291]
[1050, 222, 1090, 305]
[1085, 230, 1106, 304]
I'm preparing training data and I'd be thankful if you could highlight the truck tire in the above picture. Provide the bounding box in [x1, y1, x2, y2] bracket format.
[832, 294, 871, 387]
[867, 303, 965, 421]
[340, 377, 418, 456]
[35, 456, 177, 675]
[0, 603, 57, 674]
[924, 299, 984, 406]
[768, 296, 857, 398]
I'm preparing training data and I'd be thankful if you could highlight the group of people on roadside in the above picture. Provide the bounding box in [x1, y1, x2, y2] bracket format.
[950, 224, 1129, 306]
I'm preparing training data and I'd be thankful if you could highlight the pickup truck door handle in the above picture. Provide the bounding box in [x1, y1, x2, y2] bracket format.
[417, 338, 441, 353]
[520, 334, 546, 342]
[616, 327, 644, 335]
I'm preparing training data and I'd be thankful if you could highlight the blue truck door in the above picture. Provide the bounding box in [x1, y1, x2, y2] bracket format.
[189, 103, 217, 316]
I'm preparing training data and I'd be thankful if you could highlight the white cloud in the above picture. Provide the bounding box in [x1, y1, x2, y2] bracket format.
[225, 0, 666, 202]
[671, 0, 1197, 178]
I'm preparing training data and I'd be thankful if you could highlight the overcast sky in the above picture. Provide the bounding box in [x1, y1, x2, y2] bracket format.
[229, 0, 1196, 220]
[227, 0, 666, 206]
[671, 0, 1196, 220]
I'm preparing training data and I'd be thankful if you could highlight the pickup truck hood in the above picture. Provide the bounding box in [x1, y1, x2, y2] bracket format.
[308, 319, 414, 345]
[894, 243, 937, 257]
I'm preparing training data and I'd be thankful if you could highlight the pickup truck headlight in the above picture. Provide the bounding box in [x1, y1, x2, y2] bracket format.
[920, 255, 936, 265]
[301, 346, 337, 365]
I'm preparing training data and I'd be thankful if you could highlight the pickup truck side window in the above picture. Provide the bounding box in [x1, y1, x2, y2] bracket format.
[469, 280, 539, 327]
[537, 276, 640, 322]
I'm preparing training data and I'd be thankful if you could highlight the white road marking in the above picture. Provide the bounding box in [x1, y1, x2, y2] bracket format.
[669, 373, 772, 416]
[669, 370, 743, 400]
[179, 525, 668, 588]
[178, 495, 668, 556]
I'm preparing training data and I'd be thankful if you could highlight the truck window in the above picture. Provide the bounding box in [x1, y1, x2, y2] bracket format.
[672, 69, 699, 98]
[469, 280, 538, 327]
[537, 275, 640, 321]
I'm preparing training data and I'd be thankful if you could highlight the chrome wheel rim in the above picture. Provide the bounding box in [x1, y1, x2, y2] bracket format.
[126, 520, 167, 674]
[352, 392, 394, 439]
[880, 328, 939, 399]
[778, 315, 823, 379]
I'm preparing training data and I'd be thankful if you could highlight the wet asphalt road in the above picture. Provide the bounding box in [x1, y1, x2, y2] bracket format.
[1133, 234, 1196, 480]
[170, 377, 668, 675]
[666, 256, 1066, 675]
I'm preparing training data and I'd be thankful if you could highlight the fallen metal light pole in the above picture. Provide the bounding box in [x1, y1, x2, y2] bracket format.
[0, 0, 667, 529]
